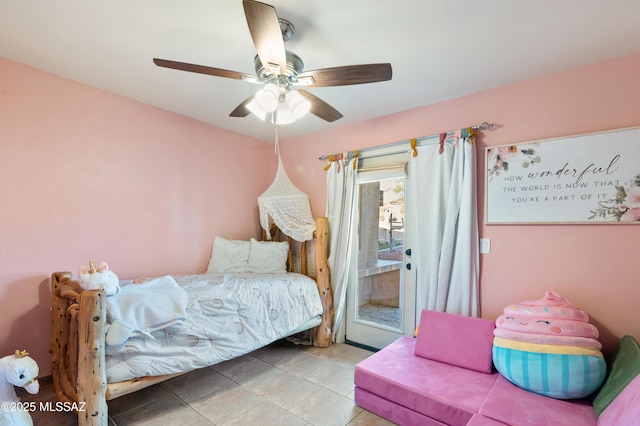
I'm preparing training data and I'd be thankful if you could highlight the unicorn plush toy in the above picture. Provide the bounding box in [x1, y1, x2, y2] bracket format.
[0, 350, 39, 426]
[79, 260, 120, 296]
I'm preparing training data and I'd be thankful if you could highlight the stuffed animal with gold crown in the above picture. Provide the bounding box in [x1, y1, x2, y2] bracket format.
[79, 260, 120, 296]
[0, 350, 39, 426]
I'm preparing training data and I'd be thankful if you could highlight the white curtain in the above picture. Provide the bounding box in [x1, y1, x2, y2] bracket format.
[408, 137, 479, 317]
[325, 159, 357, 342]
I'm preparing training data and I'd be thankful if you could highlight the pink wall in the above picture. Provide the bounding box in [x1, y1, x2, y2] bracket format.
[0, 58, 272, 375]
[279, 53, 640, 357]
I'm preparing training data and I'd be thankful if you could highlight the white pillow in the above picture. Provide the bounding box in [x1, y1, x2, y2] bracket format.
[206, 237, 251, 273]
[247, 238, 289, 273]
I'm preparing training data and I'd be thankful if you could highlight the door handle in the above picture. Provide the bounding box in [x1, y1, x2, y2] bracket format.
[406, 263, 411, 270]
[405, 248, 411, 256]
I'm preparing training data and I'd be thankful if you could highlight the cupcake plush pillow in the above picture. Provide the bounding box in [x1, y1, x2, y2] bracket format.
[492, 291, 606, 399]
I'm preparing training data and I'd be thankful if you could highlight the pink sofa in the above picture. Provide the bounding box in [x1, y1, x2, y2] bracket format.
[354, 310, 640, 426]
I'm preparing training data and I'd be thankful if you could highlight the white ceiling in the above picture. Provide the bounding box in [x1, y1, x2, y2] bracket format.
[1, 1, 639, 142]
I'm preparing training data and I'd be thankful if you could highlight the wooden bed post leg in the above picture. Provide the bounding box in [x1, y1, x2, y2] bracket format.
[77, 290, 108, 426]
[51, 272, 72, 403]
[313, 217, 334, 347]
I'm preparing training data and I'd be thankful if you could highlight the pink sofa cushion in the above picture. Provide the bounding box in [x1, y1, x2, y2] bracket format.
[355, 336, 498, 426]
[466, 414, 509, 426]
[355, 387, 448, 426]
[414, 310, 496, 373]
[479, 375, 597, 426]
[597, 374, 640, 426]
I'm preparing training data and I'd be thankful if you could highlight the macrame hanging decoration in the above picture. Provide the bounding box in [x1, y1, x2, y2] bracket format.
[258, 128, 316, 242]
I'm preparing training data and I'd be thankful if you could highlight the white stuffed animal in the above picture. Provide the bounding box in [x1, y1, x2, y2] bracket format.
[79, 260, 120, 296]
[0, 350, 39, 426]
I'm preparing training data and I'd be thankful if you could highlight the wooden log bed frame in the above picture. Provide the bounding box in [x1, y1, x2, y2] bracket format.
[50, 217, 334, 426]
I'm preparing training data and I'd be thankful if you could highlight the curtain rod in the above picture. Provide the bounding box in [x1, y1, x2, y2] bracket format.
[318, 121, 494, 161]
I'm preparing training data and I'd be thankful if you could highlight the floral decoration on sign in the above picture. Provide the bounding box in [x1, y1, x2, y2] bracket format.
[487, 143, 541, 180]
[589, 174, 640, 221]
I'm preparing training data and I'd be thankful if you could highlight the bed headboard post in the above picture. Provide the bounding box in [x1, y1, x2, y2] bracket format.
[51, 272, 108, 425]
[312, 217, 334, 347]
[51, 272, 78, 403]
[261, 217, 334, 347]
[76, 289, 108, 425]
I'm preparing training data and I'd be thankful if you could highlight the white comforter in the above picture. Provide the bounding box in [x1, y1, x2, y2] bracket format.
[105, 272, 323, 383]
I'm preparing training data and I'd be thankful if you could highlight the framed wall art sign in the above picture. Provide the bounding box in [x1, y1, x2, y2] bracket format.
[485, 126, 640, 224]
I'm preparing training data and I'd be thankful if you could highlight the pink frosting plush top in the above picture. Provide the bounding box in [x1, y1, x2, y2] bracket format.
[511, 290, 589, 321]
[495, 290, 600, 342]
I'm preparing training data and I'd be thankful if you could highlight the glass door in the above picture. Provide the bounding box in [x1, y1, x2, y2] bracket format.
[345, 159, 416, 349]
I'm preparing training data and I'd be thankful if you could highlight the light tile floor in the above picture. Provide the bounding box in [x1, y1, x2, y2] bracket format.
[18, 341, 396, 426]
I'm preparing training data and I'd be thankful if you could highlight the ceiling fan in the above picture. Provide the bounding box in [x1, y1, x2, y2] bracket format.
[153, 0, 392, 124]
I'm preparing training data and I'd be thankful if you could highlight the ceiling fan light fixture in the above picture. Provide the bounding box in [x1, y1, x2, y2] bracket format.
[274, 100, 295, 125]
[254, 83, 280, 112]
[286, 90, 311, 119]
[246, 99, 267, 120]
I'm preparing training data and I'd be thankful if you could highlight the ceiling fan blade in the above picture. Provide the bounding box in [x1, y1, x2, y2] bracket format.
[229, 96, 254, 117]
[153, 58, 257, 82]
[295, 63, 392, 87]
[243, 0, 287, 76]
[297, 90, 343, 123]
